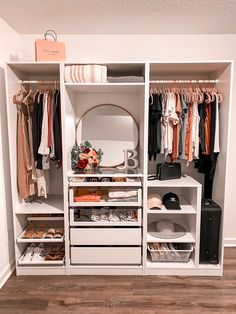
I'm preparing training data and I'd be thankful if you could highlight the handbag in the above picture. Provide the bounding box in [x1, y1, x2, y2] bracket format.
[35, 30, 66, 61]
[156, 162, 181, 181]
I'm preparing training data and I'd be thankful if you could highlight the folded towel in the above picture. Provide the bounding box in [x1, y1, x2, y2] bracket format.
[65, 65, 107, 83]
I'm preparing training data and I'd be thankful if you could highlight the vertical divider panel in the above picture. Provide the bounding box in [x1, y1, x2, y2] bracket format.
[60, 62, 70, 275]
[195, 186, 202, 267]
[4, 64, 26, 274]
[143, 62, 150, 275]
[214, 62, 234, 274]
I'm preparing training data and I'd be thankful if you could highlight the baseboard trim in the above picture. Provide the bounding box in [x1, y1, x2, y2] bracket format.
[0, 260, 15, 289]
[224, 238, 236, 247]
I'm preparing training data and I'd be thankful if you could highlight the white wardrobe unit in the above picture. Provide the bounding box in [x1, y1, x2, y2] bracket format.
[5, 60, 233, 276]
[63, 63, 145, 275]
[5, 62, 65, 275]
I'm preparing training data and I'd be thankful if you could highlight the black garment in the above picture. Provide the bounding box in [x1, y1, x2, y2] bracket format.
[196, 153, 218, 199]
[210, 98, 217, 154]
[198, 93, 207, 153]
[32, 92, 43, 169]
[179, 93, 188, 156]
[148, 93, 162, 161]
[53, 91, 62, 163]
[195, 97, 218, 199]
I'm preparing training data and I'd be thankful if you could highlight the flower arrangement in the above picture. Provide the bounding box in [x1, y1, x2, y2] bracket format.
[71, 141, 103, 173]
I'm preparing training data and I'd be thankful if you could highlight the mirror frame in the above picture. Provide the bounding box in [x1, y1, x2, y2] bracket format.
[76, 104, 139, 168]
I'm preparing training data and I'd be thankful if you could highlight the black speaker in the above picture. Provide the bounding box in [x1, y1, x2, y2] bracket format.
[200, 199, 221, 264]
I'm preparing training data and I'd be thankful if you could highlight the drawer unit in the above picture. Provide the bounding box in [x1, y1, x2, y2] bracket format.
[70, 227, 141, 245]
[71, 247, 142, 264]
[69, 187, 142, 207]
[70, 208, 142, 226]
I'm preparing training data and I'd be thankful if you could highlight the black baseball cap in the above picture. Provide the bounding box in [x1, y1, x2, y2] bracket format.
[162, 193, 181, 210]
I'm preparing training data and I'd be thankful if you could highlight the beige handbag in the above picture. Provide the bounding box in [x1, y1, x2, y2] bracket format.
[35, 30, 66, 61]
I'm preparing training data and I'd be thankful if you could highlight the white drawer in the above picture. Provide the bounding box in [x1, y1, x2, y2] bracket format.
[70, 208, 142, 226]
[70, 227, 141, 245]
[71, 247, 141, 264]
[69, 187, 142, 207]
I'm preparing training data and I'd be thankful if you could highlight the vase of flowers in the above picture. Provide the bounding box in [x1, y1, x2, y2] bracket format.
[71, 141, 103, 173]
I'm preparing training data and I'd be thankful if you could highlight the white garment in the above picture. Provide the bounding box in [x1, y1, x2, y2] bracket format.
[108, 190, 138, 199]
[192, 101, 200, 158]
[214, 94, 220, 153]
[36, 169, 49, 198]
[38, 93, 50, 155]
[166, 93, 178, 155]
[161, 93, 168, 154]
[162, 93, 173, 155]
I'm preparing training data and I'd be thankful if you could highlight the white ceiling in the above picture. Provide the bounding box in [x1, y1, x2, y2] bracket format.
[1, 0, 236, 34]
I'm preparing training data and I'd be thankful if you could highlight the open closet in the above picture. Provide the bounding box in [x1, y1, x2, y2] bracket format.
[4, 60, 233, 276]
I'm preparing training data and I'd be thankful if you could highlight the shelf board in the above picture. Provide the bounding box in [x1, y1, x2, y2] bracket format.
[17, 229, 64, 243]
[7, 62, 60, 75]
[67, 170, 144, 178]
[71, 221, 141, 227]
[147, 232, 195, 243]
[17, 266, 66, 275]
[147, 204, 197, 215]
[17, 238, 64, 243]
[147, 196, 196, 214]
[70, 201, 142, 207]
[147, 205, 196, 214]
[69, 181, 142, 187]
[147, 175, 201, 187]
[15, 195, 64, 214]
[64, 82, 145, 93]
[27, 216, 64, 221]
[146, 257, 195, 269]
[198, 263, 221, 269]
[18, 255, 64, 266]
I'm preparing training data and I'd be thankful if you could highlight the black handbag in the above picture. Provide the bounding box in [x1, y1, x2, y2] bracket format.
[156, 162, 181, 180]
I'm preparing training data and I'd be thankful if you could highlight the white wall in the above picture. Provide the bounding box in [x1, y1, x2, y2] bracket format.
[20, 33, 236, 244]
[0, 17, 20, 288]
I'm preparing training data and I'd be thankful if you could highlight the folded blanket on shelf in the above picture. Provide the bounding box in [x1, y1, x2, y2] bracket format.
[107, 76, 144, 83]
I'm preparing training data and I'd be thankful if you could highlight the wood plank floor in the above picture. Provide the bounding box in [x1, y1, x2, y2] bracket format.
[0, 248, 236, 314]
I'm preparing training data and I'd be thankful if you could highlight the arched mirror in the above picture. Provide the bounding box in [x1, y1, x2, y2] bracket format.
[76, 104, 139, 167]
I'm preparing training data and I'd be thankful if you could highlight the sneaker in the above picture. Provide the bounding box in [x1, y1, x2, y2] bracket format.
[22, 243, 36, 261]
[31, 243, 45, 262]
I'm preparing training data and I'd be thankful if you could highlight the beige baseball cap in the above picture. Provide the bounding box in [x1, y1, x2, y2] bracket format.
[147, 192, 162, 210]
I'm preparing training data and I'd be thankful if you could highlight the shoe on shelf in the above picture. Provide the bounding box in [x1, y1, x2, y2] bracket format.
[31, 243, 45, 262]
[22, 243, 36, 261]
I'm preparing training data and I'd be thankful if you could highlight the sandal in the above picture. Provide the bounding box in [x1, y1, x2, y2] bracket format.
[44, 245, 57, 260]
[44, 228, 56, 239]
[54, 229, 64, 239]
[53, 246, 65, 260]
[23, 223, 35, 239]
[33, 224, 46, 239]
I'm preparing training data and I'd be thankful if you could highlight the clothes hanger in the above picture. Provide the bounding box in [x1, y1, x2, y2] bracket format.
[149, 89, 154, 105]
[13, 83, 28, 105]
[22, 84, 34, 105]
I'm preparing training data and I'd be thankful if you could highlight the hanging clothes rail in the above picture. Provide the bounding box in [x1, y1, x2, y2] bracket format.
[150, 79, 218, 84]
